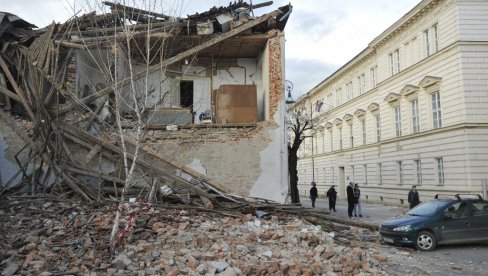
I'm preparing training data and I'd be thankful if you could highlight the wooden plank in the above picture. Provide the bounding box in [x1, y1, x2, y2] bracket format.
[57, 9, 282, 115]
[84, 144, 102, 165]
[0, 85, 21, 102]
[0, 56, 35, 120]
[103, 1, 175, 20]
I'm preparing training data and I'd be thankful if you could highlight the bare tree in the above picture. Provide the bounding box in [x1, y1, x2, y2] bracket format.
[287, 101, 316, 204]
[63, 0, 184, 252]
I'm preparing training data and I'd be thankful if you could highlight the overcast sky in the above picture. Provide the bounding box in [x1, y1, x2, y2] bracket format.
[3, 0, 421, 99]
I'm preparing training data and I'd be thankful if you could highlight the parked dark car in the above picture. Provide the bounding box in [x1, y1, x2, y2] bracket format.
[379, 194, 488, 251]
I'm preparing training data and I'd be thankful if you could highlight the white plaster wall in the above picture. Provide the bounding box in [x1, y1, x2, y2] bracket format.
[459, 44, 488, 123]
[457, 0, 488, 41]
[212, 58, 264, 121]
[249, 36, 288, 203]
[121, 65, 173, 112]
[76, 50, 112, 98]
[192, 78, 211, 123]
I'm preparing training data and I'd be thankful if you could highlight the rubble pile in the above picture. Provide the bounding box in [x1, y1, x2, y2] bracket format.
[0, 198, 389, 276]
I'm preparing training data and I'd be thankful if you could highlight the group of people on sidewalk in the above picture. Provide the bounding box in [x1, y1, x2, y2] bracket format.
[309, 182, 422, 219]
[309, 181, 363, 218]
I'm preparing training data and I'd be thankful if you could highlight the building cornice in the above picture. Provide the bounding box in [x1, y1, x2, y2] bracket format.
[369, 0, 441, 48]
[296, 0, 441, 103]
[299, 123, 488, 160]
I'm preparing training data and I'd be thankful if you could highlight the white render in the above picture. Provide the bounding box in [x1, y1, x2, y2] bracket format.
[293, 0, 488, 204]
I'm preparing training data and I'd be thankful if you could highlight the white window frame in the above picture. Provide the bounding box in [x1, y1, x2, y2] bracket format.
[436, 158, 445, 184]
[376, 114, 381, 142]
[395, 49, 400, 73]
[331, 167, 335, 183]
[433, 23, 439, 53]
[346, 81, 353, 101]
[423, 29, 430, 57]
[361, 120, 366, 145]
[398, 161, 404, 184]
[314, 133, 318, 154]
[389, 49, 400, 75]
[351, 165, 355, 182]
[389, 53, 394, 76]
[395, 105, 402, 137]
[330, 129, 333, 151]
[432, 91, 442, 128]
[339, 127, 343, 150]
[350, 123, 354, 147]
[415, 159, 422, 184]
[370, 66, 377, 88]
[411, 98, 420, 134]
[322, 131, 325, 153]
[363, 164, 368, 184]
[424, 23, 439, 57]
[378, 163, 383, 185]
[336, 88, 342, 106]
[357, 74, 365, 95]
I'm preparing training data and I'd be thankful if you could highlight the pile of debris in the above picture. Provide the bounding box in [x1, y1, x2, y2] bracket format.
[0, 197, 389, 275]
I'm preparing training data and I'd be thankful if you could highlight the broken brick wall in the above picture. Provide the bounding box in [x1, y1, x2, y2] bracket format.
[248, 30, 288, 201]
[140, 31, 289, 202]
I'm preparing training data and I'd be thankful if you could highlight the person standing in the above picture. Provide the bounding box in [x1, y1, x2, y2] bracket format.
[408, 185, 420, 209]
[310, 182, 318, 208]
[353, 183, 363, 217]
[346, 182, 355, 218]
[326, 185, 337, 213]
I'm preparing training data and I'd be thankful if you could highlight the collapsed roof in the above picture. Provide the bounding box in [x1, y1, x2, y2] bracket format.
[0, 1, 292, 206]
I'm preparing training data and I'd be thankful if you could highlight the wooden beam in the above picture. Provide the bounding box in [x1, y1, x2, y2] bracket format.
[103, 1, 176, 21]
[57, 9, 282, 115]
[84, 144, 102, 165]
[0, 56, 35, 120]
[0, 85, 21, 102]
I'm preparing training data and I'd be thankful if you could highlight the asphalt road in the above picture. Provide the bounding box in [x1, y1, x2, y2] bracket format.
[300, 197, 488, 275]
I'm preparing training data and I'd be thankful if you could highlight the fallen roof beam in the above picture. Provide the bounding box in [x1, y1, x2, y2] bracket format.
[0, 56, 35, 120]
[252, 1, 274, 9]
[68, 21, 182, 38]
[0, 85, 21, 102]
[58, 9, 282, 115]
[60, 123, 224, 201]
[102, 1, 175, 21]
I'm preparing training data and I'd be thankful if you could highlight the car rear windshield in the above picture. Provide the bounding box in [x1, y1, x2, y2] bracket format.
[407, 201, 450, 216]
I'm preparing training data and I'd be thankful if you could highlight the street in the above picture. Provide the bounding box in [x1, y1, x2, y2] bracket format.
[301, 197, 488, 275]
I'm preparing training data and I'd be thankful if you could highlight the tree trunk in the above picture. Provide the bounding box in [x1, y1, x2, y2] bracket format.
[288, 146, 300, 204]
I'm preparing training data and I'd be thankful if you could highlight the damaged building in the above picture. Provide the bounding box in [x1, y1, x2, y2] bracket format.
[0, 1, 292, 204]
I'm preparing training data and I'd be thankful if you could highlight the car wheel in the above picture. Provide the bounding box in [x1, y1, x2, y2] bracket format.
[415, 231, 437, 251]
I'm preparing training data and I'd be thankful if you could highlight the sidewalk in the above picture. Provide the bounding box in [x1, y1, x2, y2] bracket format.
[300, 197, 409, 226]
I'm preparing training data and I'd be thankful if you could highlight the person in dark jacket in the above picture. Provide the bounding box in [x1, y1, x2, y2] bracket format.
[310, 182, 318, 208]
[408, 185, 420, 209]
[326, 185, 337, 212]
[346, 182, 355, 218]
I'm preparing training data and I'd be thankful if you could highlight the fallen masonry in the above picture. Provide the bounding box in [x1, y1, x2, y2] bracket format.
[0, 197, 389, 275]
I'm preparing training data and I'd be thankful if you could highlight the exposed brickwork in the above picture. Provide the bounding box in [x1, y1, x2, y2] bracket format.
[141, 124, 272, 197]
[267, 30, 284, 120]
